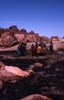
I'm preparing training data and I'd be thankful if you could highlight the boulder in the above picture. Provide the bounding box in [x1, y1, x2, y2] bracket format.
[0, 62, 31, 82]
[29, 62, 43, 72]
[34, 62, 43, 68]
[0, 71, 16, 82]
[29, 63, 43, 71]
[20, 94, 52, 100]
[5, 66, 29, 77]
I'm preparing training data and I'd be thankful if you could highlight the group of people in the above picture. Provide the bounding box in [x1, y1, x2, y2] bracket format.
[31, 40, 53, 57]
[31, 41, 48, 57]
[16, 40, 53, 56]
[16, 42, 26, 56]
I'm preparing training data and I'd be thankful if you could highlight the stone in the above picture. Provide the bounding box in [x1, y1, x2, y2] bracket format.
[34, 62, 43, 68]
[20, 94, 52, 100]
[5, 66, 29, 77]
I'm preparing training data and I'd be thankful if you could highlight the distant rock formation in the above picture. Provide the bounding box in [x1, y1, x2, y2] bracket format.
[51, 36, 59, 41]
[0, 26, 43, 47]
[9, 25, 19, 31]
[20, 29, 27, 33]
[1, 25, 63, 49]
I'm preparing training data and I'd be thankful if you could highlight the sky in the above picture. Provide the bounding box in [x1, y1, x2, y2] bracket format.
[0, 0, 64, 38]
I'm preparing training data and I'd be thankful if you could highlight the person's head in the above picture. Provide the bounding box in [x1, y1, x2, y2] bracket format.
[32, 44, 34, 46]
[50, 40, 52, 43]
[36, 42, 38, 44]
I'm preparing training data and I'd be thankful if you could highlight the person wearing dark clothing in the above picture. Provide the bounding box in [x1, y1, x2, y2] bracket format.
[20, 42, 26, 56]
[15, 44, 21, 56]
[31, 44, 37, 57]
[49, 40, 53, 54]
[16, 42, 26, 56]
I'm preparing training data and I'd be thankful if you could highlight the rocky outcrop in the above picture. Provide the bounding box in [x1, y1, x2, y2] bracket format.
[51, 36, 59, 41]
[20, 29, 27, 33]
[1, 25, 63, 50]
[0, 26, 44, 47]
[9, 25, 19, 31]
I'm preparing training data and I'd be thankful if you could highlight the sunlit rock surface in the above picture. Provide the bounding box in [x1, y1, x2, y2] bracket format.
[5, 66, 29, 77]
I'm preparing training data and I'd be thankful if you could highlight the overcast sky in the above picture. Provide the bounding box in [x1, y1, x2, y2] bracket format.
[0, 0, 64, 38]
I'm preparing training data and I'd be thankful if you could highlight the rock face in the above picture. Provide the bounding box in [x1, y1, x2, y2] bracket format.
[14, 33, 25, 43]
[41, 36, 50, 43]
[0, 25, 49, 47]
[24, 34, 37, 42]
[0, 32, 17, 47]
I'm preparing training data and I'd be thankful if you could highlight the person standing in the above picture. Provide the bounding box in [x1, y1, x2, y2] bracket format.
[37, 44, 42, 56]
[49, 40, 53, 54]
